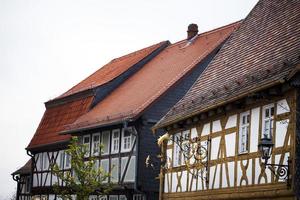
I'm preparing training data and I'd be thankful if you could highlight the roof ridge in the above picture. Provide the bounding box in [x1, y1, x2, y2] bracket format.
[109, 41, 167, 63]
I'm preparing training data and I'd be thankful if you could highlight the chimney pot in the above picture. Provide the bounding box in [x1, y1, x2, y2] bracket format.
[187, 23, 198, 40]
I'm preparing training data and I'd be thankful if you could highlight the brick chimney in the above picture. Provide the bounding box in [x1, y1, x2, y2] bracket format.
[187, 23, 198, 40]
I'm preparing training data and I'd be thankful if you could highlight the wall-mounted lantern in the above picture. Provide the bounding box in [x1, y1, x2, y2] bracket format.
[258, 136, 291, 187]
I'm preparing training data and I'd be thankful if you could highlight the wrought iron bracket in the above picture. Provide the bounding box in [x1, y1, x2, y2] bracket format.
[263, 157, 291, 187]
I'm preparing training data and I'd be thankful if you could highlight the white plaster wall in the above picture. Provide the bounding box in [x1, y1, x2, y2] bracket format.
[166, 149, 173, 168]
[210, 164, 220, 189]
[164, 174, 169, 193]
[275, 152, 290, 182]
[212, 120, 222, 133]
[275, 119, 289, 147]
[33, 173, 38, 187]
[211, 136, 221, 160]
[45, 173, 51, 186]
[189, 172, 197, 191]
[225, 132, 236, 157]
[202, 123, 210, 136]
[191, 128, 198, 139]
[225, 114, 237, 129]
[277, 99, 290, 115]
[171, 172, 177, 192]
[181, 170, 187, 192]
[250, 107, 260, 153]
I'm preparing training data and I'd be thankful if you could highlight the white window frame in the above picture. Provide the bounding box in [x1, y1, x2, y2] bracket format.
[102, 131, 110, 155]
[262, 104, 275, 139]
[239, 111, 250, 154]
[111, 158, 119, 183]
[83, 135, 91, 157]
[133, 194, 144, 200]
[100, 159, 109, 183]
[99, 196, 107, 200]
[119, 195, 127, 200]
[56, 150, 64, 169]
[64, 151, 71, 169]
[173, 132, 182, 167]
[92, 133, 101, 156]
[111, 129, 120, 154]
[121, 128, 132, 152]
[109, 195, 118, 200]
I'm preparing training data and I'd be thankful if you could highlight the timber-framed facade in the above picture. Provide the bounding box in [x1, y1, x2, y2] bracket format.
[153, 0, 300, 199]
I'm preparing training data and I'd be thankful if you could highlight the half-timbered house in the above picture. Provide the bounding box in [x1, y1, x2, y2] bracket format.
[12, 22, 240, 200]
[153, 0, 300, 199]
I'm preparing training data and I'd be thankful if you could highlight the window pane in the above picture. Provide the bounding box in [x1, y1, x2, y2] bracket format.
[100, 159, 109, 183]
[111, 158, 119, 183]
[124, 156, 135, 182]
[102, 131, 110, 154]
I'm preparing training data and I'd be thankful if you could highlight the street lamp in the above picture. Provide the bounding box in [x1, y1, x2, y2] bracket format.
[258, 135, 290, 186]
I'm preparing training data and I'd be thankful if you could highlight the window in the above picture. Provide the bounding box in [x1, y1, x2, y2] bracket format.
[262, 104, 275, 139]
[133, 194, 145, 200]
[121, 128, 132, 152]
[119, 195, 127, 200]
[83, 135, 91, 157]
[173, 133, 182, 167]
[64, 152, 71, 169]
[100, 159, 109, 183]
[102, 131, 110, 155]
[239, 111, 250, 154]
[121, 156, 136, 182]
[56, 151, 64, 169]
[99, 196, 107, 200]
[181, 131, 190, 163]
[111, 158, 119, 183]
[92, 133, 101, 156]
[111, 129, 120, 154]
[109, 195, 118, 200]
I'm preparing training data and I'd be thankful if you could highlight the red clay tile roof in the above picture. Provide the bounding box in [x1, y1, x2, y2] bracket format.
[58, 42, 166, 99]
[154, 0, 300, 129]
[64, 22, 241, 132]
[27, 96, 94, 149]
[12, 159, 32, 175]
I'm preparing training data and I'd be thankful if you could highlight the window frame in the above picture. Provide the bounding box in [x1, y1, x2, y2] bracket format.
[101, 131, 110, 155]
[83, 135, 91, 157]
[173, 132, 182, 167]
[111, 129, 120, 154]
[262, 104, 275, 139]
[121, 128, 132, 152]
[238, 111, 250, 154]
[64, 151, 71, 169]
[92, 133, 101, 156]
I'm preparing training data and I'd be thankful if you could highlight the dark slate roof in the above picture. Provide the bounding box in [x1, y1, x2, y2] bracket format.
[12, 159, 32, 175]
[154, 0, 300, 129]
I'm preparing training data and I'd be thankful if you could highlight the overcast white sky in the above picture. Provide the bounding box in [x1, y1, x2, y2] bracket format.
[0, 0, 258, 198]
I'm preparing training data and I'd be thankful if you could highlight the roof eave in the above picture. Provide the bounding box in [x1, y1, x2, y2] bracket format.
[153, 78, 288, 131]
